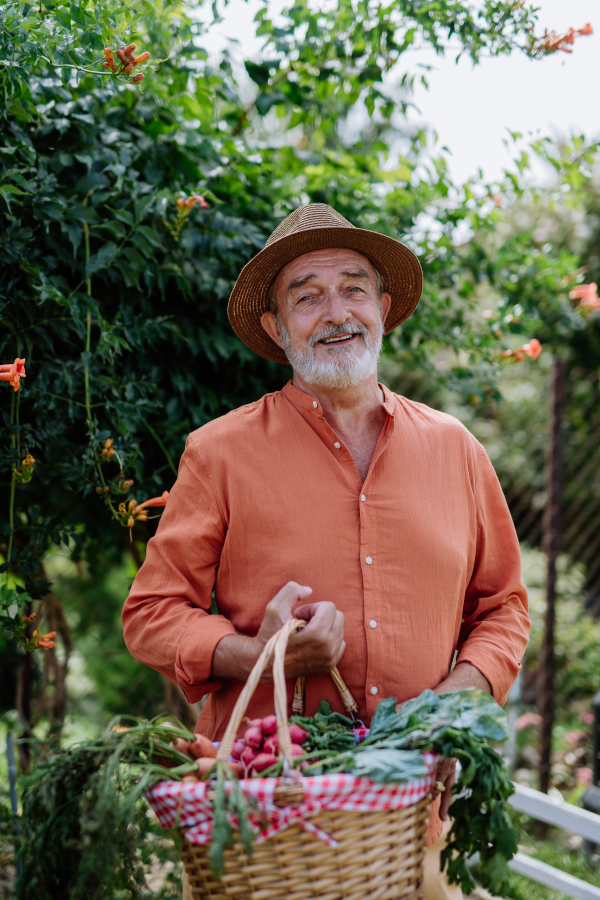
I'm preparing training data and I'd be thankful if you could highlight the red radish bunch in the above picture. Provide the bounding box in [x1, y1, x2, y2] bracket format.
[231, 715, 309, 776]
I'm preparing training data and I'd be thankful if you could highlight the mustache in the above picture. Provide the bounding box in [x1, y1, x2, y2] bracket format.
[308, 322, 369, 349]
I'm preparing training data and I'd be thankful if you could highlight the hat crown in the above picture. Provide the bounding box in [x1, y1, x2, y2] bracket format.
[265, 203, 355, 247]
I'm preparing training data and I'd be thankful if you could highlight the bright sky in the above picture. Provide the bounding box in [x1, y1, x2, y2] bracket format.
[209, 0, 599, 184]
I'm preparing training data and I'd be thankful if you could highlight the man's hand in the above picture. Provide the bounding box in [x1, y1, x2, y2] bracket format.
[397, 662, 490, 820]
[212, 581, 345, 682]
[433, 756, 456, 821]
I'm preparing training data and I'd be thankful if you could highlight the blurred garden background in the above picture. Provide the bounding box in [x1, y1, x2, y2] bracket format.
[2, 0, 600, 895]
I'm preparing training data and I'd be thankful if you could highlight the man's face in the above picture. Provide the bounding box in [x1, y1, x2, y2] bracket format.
[260, 248, 391, 389]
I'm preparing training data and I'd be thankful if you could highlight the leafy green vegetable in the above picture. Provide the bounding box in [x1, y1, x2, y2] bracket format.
[290, 699, 355, 754]
[208, 761, 255, 879]
[353, 749, 430, 783]
[301, 689, 516, 896]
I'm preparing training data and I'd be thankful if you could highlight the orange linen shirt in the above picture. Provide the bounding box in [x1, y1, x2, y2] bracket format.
[123, 382, 528, 809]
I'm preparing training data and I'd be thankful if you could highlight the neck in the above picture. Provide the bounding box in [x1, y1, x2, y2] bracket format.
[292, 371, 384, 424]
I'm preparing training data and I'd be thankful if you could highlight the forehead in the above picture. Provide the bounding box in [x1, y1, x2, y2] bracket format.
[275, 248, 377, 290]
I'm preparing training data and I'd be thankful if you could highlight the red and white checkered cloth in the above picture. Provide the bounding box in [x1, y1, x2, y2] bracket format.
[146, 751, 438, 848]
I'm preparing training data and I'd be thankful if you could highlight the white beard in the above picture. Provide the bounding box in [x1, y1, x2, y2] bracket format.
[277, 317, 384, 389]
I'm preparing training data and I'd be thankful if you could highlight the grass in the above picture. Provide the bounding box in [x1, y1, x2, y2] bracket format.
[503, 813, 600, 900]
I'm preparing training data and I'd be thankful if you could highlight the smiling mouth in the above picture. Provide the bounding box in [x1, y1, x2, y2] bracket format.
[319, 334, 358, 345]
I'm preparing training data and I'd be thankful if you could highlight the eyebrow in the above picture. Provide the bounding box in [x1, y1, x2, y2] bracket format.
[286, 269, 372, 294]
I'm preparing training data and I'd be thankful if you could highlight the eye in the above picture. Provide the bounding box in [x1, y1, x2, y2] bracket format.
[298, 294, 313, 303]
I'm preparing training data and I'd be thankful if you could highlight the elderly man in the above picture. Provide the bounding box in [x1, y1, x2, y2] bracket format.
[123, 204, 529, 899]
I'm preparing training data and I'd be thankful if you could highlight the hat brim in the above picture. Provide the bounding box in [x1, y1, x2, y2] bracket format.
[228, 225, 423, 365]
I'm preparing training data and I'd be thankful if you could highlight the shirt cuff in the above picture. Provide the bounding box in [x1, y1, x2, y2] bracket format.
[455, 642, 521, 707]
[175, 613, 237, 704]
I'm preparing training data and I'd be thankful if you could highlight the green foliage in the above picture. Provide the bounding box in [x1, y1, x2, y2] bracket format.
[47, 552, 165, 720]
[17, 718, 197, 899]
[522, 547, 600, 706]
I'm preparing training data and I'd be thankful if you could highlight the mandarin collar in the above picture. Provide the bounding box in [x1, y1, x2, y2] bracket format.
[281, 380, 395, 417]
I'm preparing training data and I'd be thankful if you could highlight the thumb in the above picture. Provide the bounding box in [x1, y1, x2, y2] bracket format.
[270, 581, 312, 617]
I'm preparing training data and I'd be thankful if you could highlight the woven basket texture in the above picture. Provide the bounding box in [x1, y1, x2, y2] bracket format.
[227, 203, 423, 365]
[181, 793, 430, 900]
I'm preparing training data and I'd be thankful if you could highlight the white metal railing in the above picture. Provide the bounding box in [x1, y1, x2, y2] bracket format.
[505, 783, 600, 900]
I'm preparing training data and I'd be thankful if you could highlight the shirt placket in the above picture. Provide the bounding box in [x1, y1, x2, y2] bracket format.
[282, 383, 396, 722]
[360, 414, 394, 720]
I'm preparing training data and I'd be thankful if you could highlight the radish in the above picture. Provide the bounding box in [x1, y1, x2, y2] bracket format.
[263, 735, 279, 755]
[248, 718, 263, 728]
[289, 724, 308, 745]
[241, 745, 260, 768]
[249, 752, 277, 774]
[290, 743, 305, 757]
[244, 726, 264, 749]
[261, 714, 277, 735]
[231, 740, 245, 760]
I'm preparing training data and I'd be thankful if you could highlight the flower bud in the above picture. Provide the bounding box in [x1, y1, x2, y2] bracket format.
[117, 49, 126, 62]
[103, 61, 111, 69]
[123, 479, 134, 489]
[107, 448, 115, 457]
[127, 515, 134, 528]
[104, 48, 114, 61]
[123, 64, 133, 75]
[128, 499, 137, 511]
[96, 487, 102, 494]
[125, 43, 137, 55]
[132, 73, 145, 84]
[133, 51, 150, 64]
[104, 438, 113, 449]
[136, 512, 148, 522]
[103, 485, 109, 492]
[177, 198, 185, 208]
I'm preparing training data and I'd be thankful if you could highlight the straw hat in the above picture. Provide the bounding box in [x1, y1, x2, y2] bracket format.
[227, 203, 423, 365]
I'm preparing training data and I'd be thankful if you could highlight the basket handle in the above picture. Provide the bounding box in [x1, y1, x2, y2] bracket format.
[292, 667, 359, 718]
[216, 618, 306, 765]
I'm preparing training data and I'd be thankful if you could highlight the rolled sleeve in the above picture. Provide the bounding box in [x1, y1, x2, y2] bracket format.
[122, 433, 234, 700]
[456, 443, 530, 706]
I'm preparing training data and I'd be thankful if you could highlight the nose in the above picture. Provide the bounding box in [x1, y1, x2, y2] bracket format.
[321, 290, 351, 325]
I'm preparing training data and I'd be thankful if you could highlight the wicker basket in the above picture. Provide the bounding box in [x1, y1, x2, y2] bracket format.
[181, 619, 432, 900]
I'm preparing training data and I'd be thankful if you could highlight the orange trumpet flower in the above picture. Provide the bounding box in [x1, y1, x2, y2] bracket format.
[34, 630, 57, 649]
[501, 339, 542, 362]
[570, 283, 600, 309]
[133, 491, 169, 514]
[0, 358, 26, 392]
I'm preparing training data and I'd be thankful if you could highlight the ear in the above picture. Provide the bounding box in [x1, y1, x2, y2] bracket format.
[379, 292, 392, 327]
[260, 311, 285, 349]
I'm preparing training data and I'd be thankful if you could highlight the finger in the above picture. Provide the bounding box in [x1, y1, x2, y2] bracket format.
[292, 602, 321, 622]
[332, 639, 346, 667]
[440, 785, 453, 821]
[269, 582, 312, 617]
[294, 604, 337, 639]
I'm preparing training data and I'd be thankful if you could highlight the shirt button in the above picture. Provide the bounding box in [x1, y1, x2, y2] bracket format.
[366, 556, 373, 565]
[312, 401, 318, 409]
[361, 494, 366, 502]
[370, 619, 377, 628]
[371, 686, 378, 695]
[334, 442, 341, 449]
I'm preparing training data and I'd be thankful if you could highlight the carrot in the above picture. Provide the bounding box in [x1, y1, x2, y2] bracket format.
[171, 737, 192, 757]
[196, 757, 217, 777]
[188, 734, 217, 759]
